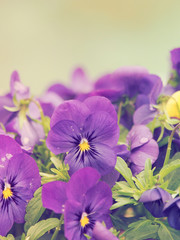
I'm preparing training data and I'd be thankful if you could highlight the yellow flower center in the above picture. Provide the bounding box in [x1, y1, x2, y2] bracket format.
[79, 138, 90, 152]
[166, 91, 180, 119]
[3, 183, 13, 199]
[80, 212, 89, 227]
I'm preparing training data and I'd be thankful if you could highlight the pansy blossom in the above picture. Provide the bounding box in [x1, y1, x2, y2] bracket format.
[42, 167, 114, 240]
[46, 96, 119, 176]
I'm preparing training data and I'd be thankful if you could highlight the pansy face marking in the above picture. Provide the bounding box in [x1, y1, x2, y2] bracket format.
[79, 138, 90, 152]
[3, 182, 13, 200]
[80, 212, 89, 227]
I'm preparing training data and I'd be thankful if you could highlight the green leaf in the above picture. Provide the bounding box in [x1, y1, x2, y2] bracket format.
[111, 197, 136, 210]
[25, 218, 59, 240]
[50, 156, 61, 169]
[157, 221, 180, 240]
[115, 157, 136, 188]
[0, 235, 15, 240]
[124, 219, 159, 240]
[159, 159, 180, 181]
[24, 187, 45, 233]
[165, 153, 180, 190]
[3, 106, 20, 112]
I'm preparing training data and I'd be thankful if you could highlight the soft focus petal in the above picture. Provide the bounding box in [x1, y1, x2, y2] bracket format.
[133, 104, 157, 125]
[149, 75, 163, 104]
[114, 144, 130, 161]
[47, 83, 75, 100]
[101, 169, 120, 188]
[10, 71, 30, 100]
[0, 94, 15, 126]
[129, 139, 159, 167]
[66, 167, 100, 203]
[127, 125, 153, 150]
[71, 67, 93, 93]
[42, 181, 67, 213]
[92, 221, 119, 240]
[170, 48, 180, 75]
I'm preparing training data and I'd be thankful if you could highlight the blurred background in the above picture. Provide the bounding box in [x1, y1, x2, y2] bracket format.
[0, 0, 180, 95]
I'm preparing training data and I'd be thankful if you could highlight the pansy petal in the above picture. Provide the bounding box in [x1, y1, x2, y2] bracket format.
[0, 203, 14, 236]
[46, 120, 80, 154]
[84, 112, 119, 147]
[85, 181, 112, 214]
[47, 83, 75, 100]
[127, 125, 152, 150]
[11, 197, 27, 223]
[66, 167, 100, 203]
[84, 96, 118, 122]
[0, 135, 22, 170]
[42, 181, 67, 213]
[10, 71, 30, 100]
[64, 200, 85, 240]
[133, 104, 157, 125]
[92, 221, 118, 240]
[6, 153, 41, 193]
[167, 206, 180, 230]
[50, 100, 90, 128]
[71, 67, 93, 94]
[101, 169, 120, 188]
[129, 139, 159, 167]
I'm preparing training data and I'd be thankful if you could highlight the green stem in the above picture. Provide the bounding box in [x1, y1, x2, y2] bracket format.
[118, 102, 123, 125]
[51, 214, 64, 240]
[163, 123, 180, 167]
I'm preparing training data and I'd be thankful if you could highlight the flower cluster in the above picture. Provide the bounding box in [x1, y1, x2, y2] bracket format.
[1, 48, 180, 239]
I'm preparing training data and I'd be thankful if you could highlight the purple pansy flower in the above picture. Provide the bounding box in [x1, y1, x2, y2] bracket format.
[0, 135, 41, 236]
[46, 96, 119, 176]
[42, 167, 113, 240]
[0, 71, 45, 150]
[125, 125, 159, 175]
[163, 197, 180, 230]
[46, 67, 93, 101]
[139, 188, 172, 218]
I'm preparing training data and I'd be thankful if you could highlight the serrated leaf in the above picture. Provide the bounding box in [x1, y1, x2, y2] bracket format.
[124, 219, 159, 240]
[26, 218, 59, 240]
[159, 159, 180, 181]
[157, 221, 180, 240]
[115, 157, 136, 188]
[0, 235, 15, 240]
[50, 156, 61, 169]
[111, 197, 136, 210]
[24, 187, 45, 232]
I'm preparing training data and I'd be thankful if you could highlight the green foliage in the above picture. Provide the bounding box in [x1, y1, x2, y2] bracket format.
[24, 187, 45, 233]
[164, 152, 180, 191]
[0, 235, 15, 240]
[157, 221, 180, 240]
[158, 158, 180, 182]
[122, 219, 159, 240]
[115, 157, 136, 188]
[25, 218, 59, 240]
